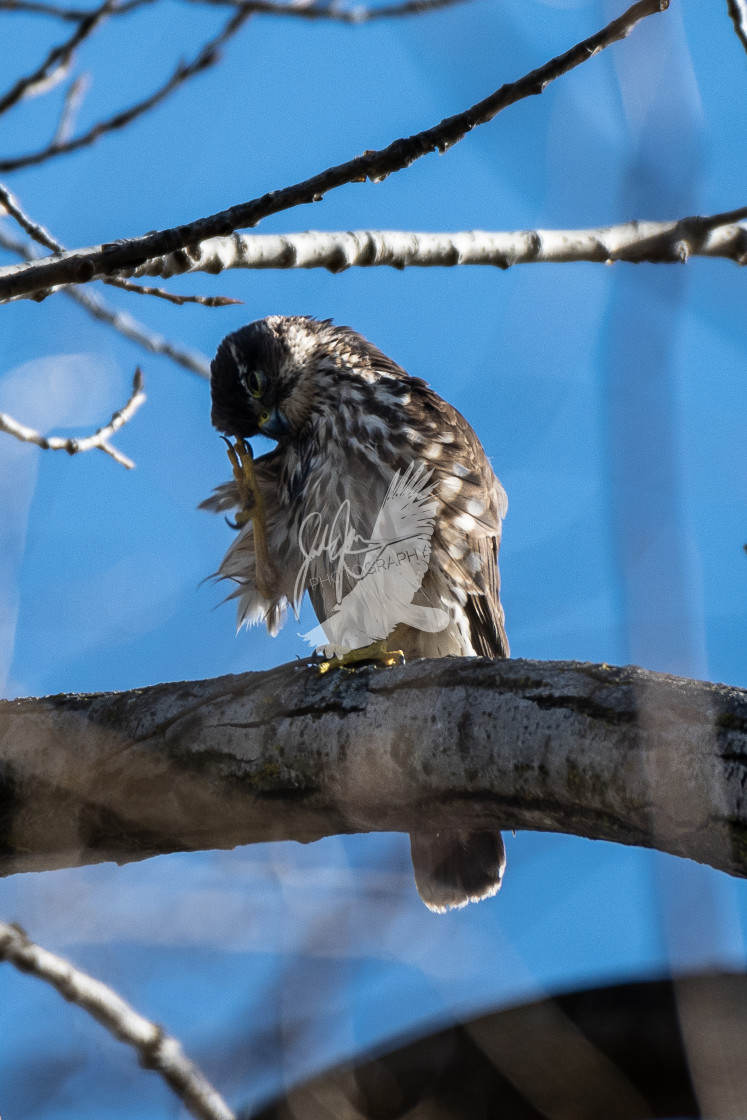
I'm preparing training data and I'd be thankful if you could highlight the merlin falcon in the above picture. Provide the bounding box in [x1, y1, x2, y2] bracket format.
[202, 315, 509, 912]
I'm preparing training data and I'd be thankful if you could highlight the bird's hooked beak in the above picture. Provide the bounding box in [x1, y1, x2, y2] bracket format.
[258, 406, 289, 441]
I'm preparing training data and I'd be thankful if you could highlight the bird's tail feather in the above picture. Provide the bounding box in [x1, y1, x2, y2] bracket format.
[409, 829, 506, 913]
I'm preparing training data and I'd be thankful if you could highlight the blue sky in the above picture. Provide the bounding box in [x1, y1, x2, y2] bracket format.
[1, 0, 746, 1115]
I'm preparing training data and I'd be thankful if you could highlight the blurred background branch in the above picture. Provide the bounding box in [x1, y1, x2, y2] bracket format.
[0, 920, 237, 1120]
[0, 366, 145, 466]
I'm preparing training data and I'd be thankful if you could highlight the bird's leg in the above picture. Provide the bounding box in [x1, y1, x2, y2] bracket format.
[223, 436, 276, 601]
[317, 639, 405, 675]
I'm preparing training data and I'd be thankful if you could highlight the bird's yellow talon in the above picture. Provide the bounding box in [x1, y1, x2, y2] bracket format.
[223, 435, 276, 599]
[317, 640, 405, 675]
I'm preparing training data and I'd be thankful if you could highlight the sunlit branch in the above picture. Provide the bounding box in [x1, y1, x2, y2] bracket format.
[0, 367, 146, 468]
[727, 0, 747, 55]
[0, 0, 670, 301]
[0, 922, 237, 1120]
[0, 5, 253, 172]
[118, 214, 747, 282]
[0, 658, 744, 881]
[0, 0, 113, 117]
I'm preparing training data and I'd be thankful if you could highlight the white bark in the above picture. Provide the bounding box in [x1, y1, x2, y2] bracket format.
[120, 219, 747, 280]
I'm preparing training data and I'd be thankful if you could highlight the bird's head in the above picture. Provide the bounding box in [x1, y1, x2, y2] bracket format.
[209, 315, 341, 444]
[210, 315, 412, 446]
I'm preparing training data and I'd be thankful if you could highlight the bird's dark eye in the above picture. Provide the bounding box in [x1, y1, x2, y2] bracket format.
[247, 370, 266, 399]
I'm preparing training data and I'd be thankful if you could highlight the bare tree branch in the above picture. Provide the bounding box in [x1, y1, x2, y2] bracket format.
[0, 921, 237, 1120]
[0, 0, 470, 21]
[0, 182, 237, 307]
[105, 276, 241, 306]
[0, 658, 744, 881]
[0, 367, 146, 467]
[727, 0, 747, 56]
[113, 215, 747, 282]
[0, 0, 153, 17]
[0, 5, 253, 172]
[0, 0, 114, 118]
[188, 0, 475, 23]
[0, 0, 671, 302]
[0, 225, 211, 375]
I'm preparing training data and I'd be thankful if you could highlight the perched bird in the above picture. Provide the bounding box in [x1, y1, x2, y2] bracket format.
[202, 315, 509, 912]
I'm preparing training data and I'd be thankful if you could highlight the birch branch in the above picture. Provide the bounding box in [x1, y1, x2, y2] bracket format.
[0, 225, 211, 375]
[0, 367, 146, 467]
[116, 216, 747, 281]
[0, 0, 670, 302]
[0, 658, 744, 881]
[728, 0, 747, 56]
[0, 921, 237, 1120]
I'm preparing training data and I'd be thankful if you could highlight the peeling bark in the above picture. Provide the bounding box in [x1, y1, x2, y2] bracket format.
[0, 657, 744, 878]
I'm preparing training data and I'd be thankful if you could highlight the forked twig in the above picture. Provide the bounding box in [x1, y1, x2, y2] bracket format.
[0, 367, 146, 468]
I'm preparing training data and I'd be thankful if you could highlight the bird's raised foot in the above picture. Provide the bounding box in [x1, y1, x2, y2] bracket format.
[222, 435, 276, 599]
[317, 639, 405, 676]
[223, 435, 262, 519]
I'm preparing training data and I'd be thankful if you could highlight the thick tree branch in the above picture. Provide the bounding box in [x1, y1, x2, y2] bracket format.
[0, 921, 237, 1120]
[0, 0, 669, 302]
[0, 658, 744, 880]
[113, 215, 747, 282]
[0, 366, 145, 467]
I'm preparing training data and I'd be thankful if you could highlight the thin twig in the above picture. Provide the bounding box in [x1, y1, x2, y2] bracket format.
[52, 72, 90, 145]
[0, 0, 467, 19]
[117, 215, 747, 281]
[0, 367, 146, 468]
[0, 0, 152, 15]
[0, 224, 211, 375]
[727, 0, 747, 56]
[105, 276, 242, 305]
[0, 921, 237, 1120]
[187, 0, 474, 22]
[0, 6, 253, 172]
[0, 0, 114, 118]
[0, 183, 233, 315]
[0, 0, 671, 301]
